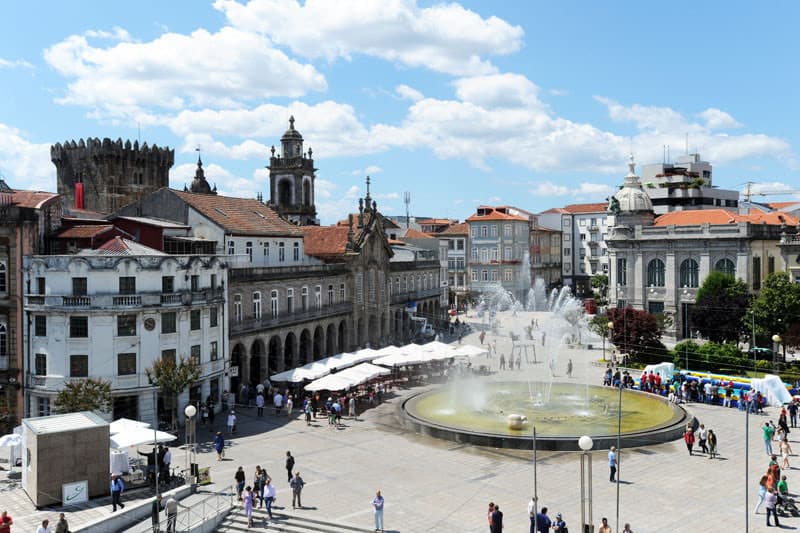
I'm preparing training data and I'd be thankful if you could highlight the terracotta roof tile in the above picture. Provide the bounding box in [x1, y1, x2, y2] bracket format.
[56, 225, 115, 239]
[440, 223, 468, 235]
[173, 190, 301, 237]
[417, 218, 453, 225]
[768, 201, 800, 210]
[403, 228, 434, 239]
[300, 226, 351, 259]
[466, 206, 530, 222]
[561, 202, 608, 214]
[654, 209, 799, 227]
[11, 190, 59, 209]
[84, 237, 167, 256]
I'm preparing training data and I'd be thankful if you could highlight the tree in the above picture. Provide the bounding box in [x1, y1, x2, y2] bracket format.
[690, 271, 750, 343]
[591, 274, 609, 307]
[606, 307, 665, 364]
[588, 313, 612, 338]
[748, 272, 800, 358]
[146, 356, 201, 429]
[54, 378, 112, 414]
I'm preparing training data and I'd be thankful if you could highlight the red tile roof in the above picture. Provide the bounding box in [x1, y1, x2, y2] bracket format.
[561, 202, 608, 214]
[768, 201, 800, 210]
[440, 223, 468, 235]
[300, 226, 351, 259]
[403, 228, 434, 239]
[55, 225, 115, 239]
[173, 190, 301, 237]
[11, 190, 59, 209]
[654, 209, 799, 227]
[467, 206, 529, 222]
[418, 218, 454, 225]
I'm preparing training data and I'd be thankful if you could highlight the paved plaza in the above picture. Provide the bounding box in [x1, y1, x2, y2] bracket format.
[1, 311, 798, 532]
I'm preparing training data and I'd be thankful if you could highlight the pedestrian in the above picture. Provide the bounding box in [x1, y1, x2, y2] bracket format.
[243, 486, 254, 528]
[755, 474, 769, 514]
[0, 511, 12, 533]
[490, 504, 503, 533]
[304, 399, 313, 425]
[781, 436, 793, 469]
[201, 404, 208, 426]
[235, 466, 246, 501]
[36, 520, 51, 533]
[227, 410, 237, 434]
[110, 474, 125, 512]
[290, 471, 305, 509]
[253, 466, 266, 507]
[765, 488, 780, 527]
[285, 451, 295, 483]
[286, 394, 294, 417]
[487, 502, 495, 533]
[214, 431, 225, 460]
[274, 390, 283, 415]
[623, 524, 633, 533]
[499, 353, 506, 370]
[790, 400, 798, 428]
[552, 512, 567, 532]
[479, 330, 485, 344]
[608, 446, 618, 482]
[349, 395, 356, 419]
[535, 506, 551, 533]
[162, 446, 172, 483]
[263, 477, 276, 520]
[684, 427, 695, 456]
[763, 421, 775, 456]
[599, 517, 612, 533]
[207, 399, 215, 428]
[707, 429, 718, 459]
[697, 424, 708, 454]
[566, 359, 573, 378]
[164, 496, 186, 533]
[54, 513, 69, 533]
[372, 489, 385, 532]
[149, 494, 164, 532]
[256, 393, 264, 417]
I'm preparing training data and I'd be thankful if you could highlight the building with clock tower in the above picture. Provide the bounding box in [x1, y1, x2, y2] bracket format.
[268, 117, 319, 226]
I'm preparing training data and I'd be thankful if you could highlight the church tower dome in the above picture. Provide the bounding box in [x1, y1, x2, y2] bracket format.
[268, 116, 319, 225]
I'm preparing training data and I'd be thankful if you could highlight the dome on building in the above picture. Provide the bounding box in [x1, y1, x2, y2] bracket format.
[613, 155, 653, 213]
[281, 115, 303, 142]
[189, 156, 214, 194]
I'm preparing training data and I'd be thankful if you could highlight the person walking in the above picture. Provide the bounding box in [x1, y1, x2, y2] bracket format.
[487, 502, 495, 533]
[36, 520, 52, 533]
[697, 424, 708, 454]
[599, 517, 612, 533]
[273, 391, 283, 415]
[790, 400, 798, 428]
[285, 451, 295, 483]
[765, 488, 780, 527]
[235, 466, 246, 501]
[253, 466, 266, 507]
[490, 504, 503, 533]
[290, 471, 305, 509]
[304, 399, 313, 425]
[54, 513, 69, 533]
[755, 474, 769, 514]
[214, 432, 225, 461]
[608, 446, 618, 482]
[255, 393, 264, 417]
[763, 421, 775, 456]
[110, 474, 125, 512]
[566, 359, 573, 378]
[0, 511, 12, 533]
[263, 477, 276, 520]
[286, 395, 294, 417]
[243, 486, 254, 528]
[707, 429, 718, 459]
[372, 489, 385, 532]
[151, 495, 163, 533]
[227, 410, 237, 434]
[781, 436, 793, 469]
[684, 427, 695, 456]
[552, 512, 567, 532]
[535, 507, 551, 533]
[164, 496, 187, 533]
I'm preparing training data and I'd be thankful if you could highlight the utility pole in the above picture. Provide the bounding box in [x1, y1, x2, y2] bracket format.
[404, 192, 411, 229]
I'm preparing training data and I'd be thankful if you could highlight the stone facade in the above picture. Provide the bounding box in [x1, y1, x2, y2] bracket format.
[268, 117, 319, 226]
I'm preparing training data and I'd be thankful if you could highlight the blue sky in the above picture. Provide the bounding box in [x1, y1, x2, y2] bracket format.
[1, 1, 799, 224]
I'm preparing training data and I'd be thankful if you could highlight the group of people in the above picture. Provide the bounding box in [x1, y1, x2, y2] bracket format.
[137, 444, 172, 486]
[232, 451, 305, 528]
[683, 420, 719, 459]
[755, 452, 793, 527]
[602, 364, 635, 388]
[29, 514, 69, 533]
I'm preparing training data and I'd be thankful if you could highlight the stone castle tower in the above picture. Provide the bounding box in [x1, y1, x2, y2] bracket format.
[51, 138, 174, 214]
[268, 117, 319, 225]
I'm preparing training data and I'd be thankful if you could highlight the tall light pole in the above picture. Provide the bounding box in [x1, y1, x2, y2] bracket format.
[184, 404, 197, 480]
[607, 321, 614, 364]
[579, 435, 594, 533]
[616, 370, 622, 533]
[772, 334, 782, 371]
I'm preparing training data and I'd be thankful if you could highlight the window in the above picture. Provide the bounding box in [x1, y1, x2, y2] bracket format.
[564, 234, 570, 242]
[190, 310, 201, 330]
[117, 314, 136, 336]
[72, 277, 87, 296]
[190, 275, 199, 292]
[210, 307, 218, 328]
[70, 355, 88, 377]
[36, 397, 50, 417]
[117, 353, 136, 376]
[490, 225, 498, 237]
[271, 290, 278, 317]
[246, 241, 253, 261]
[456, 239, 464, 251]
[287, 288, 294, 314]
[34, 353, 46, 376]
[616, 258, 627, 286]
[161, 349, 176, 364]
[328, 284, 334, 305]
[504, 247, 512, 261]
[490, 248, 498, 261]
[768, 256, 775, 274]
[715, 258, 736, 277]
[211, 274, 217, 289]
[293, 242, 300, 261]
[210, 341, 218, 361]
[36, 277, 45, 294]
[648, 301, 665, 315]
[278, 242, 285, 262]
[647, 258, 666, 287]
[190, 345, 201, 365]
[162, 312, 177, 334]
[471, 247, 478, 260]
[564, 248, 570, 257]
[753, 257, 761, 290]
[339, 283, 346, 302]
[119, 277, 136, 295]
[34, 316, 46, 337]
[162, 276, 174, 293]
[504, 269, 513, 281]
[480, 249, 488, 262]
[481, 225, 488, 237]
[0, 263, 5, 293]
[504, 224, 512, 237]
[679, 259, 699, 288]
[253, 292, 262, 319]
[301, 287, 309, 310]
[70, 316, 89, 338]
[233, 294, 242, 323]
[471, 270, 478, 281]
[228, 241, 235, 255]
[263, 242, 270, 258]
[315, 286, 322, 310]
[481, 270, 489, 281]
[471, 226, 478, 238]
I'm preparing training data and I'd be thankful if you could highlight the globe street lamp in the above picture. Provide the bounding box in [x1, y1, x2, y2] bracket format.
[184, 404, 197, 479]
[607, 322, 614, 364]
[773, 334, 782, 369]
[579, 435, 594, 533]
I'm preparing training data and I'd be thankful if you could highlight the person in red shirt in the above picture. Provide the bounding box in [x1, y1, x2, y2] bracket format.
[0, 510, 12, 533]
[684, 428, 695, 456]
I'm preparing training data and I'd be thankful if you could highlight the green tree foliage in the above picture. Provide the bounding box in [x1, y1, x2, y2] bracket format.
[146, 356, 201, 428]
[606, 307, 665, 364]
[54, 378, 112, 414]
[690, 271, 750, 343]
[588, 313, 612, 338]
[591, 274, 609, 306]
[748, 272, 800, 356]
[671, 340, 750, 374]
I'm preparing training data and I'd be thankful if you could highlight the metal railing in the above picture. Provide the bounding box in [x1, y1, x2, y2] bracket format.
[128, 486, 236, 533]
[230, 301, 353, 335]
[25, 289, 225, 310]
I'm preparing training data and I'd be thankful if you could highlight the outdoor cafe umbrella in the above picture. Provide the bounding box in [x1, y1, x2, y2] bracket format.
[110, 427, 177, 449]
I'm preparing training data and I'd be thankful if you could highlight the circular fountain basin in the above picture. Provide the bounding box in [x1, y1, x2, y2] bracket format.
[401, 381, 688, 451]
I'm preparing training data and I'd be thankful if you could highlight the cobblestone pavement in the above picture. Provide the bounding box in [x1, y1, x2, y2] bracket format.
[1, 310, 796, 532]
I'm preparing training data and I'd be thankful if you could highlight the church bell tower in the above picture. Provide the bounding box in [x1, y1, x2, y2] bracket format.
[267, 116, 319, 225]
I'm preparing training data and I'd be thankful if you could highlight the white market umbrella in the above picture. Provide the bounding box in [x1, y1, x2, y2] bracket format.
[109, 418, 150, 435]
[0, 434, 22, 447]
[110, 428, 177, 449]
[451, 345, 489, 358]
[304, 374, 354, 392]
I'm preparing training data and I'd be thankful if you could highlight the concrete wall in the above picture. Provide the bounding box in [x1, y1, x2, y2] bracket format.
[75, 484, 193, 533]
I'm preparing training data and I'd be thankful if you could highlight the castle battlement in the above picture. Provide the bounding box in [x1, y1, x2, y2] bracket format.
[51, 138, 174, 167]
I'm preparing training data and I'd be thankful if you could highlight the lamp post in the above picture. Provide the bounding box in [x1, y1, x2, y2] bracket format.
[772, 334, 782, 371]
[184, 404, 197, 479]
[607, 321, 614, 364]
[579, 435, 594, 533]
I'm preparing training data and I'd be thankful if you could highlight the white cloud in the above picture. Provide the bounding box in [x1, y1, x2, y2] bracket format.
[0, 58, 34, 69]
[351, 165, 383, 176]
[214, 0, 523, 76]
[549, 88, 568, 96]
[83, 27, 133, 41]
[44, 27, 327, 117]
[316, 183, 361, 224]
[376, 192, 400, 200]
[745, 181, 798, 196]
[0, 123, 55, 192]
[396, 84, 424, 102]
[531, 181, 612, 199]
[170, 161, 260, 199]
[698, 108, 742, 130]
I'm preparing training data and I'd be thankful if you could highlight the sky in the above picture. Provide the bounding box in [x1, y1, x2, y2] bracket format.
[1, 0, 799, 224]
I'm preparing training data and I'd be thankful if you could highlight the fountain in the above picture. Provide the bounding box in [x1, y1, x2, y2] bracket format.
[400, 277, 688, 450]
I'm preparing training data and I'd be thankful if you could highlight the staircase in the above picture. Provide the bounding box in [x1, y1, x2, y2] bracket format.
[217, 507, 376, 533]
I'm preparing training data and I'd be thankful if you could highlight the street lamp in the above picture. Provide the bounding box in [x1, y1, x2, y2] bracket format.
[607, 322, 614, 364]
[184, 404, 197, 479]
[579, 435, 594, 533]
[773, 334, 782, 370]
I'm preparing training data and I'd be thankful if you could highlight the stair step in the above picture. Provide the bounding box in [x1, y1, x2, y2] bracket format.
[218, 508, 376, 533]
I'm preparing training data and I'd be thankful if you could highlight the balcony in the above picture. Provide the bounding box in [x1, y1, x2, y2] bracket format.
[230, 301, 353, 336]
[26, 288, 225, 310]
[229, 263, 347, 283]
[589, 224, 600, 232]
[390, 287, 442, 305]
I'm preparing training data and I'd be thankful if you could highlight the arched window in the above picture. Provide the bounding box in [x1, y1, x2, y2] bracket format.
[715, 258, 736, 276]
[679, 258, 699, 288]
[647, 258, 666, 287]
[271, 290, 278, 318]
[252, 292, 262, 320]
[303, 180, 311, 206]
[0, 324, 7, 359]
[278, 179, 292, 206]
[233, 294, 242, 323]
[301, 286, 309, 311]
[0, 263, 6, 293]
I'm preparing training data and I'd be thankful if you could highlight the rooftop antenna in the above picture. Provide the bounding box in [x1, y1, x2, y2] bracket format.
[404, 191, 411, 229]
[662, 145, 666, 164]
[685, 132, 689, 155]
[667, 145, 670, 164]
[195, 145, 202, 164]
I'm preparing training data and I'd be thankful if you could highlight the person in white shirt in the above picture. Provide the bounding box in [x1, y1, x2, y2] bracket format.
[227, 411, 237, 434]
[256, 394, 265, 417]
[36, 519, 52, 533]
[527, 496, 536, 519]
[273, 392, 283, 415]
[286, 395, 294, 417]
[263, 477, 277, 519]
[698, 424, 709, 454]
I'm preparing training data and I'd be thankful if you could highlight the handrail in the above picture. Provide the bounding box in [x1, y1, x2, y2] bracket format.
[127, 485, 236, 533]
